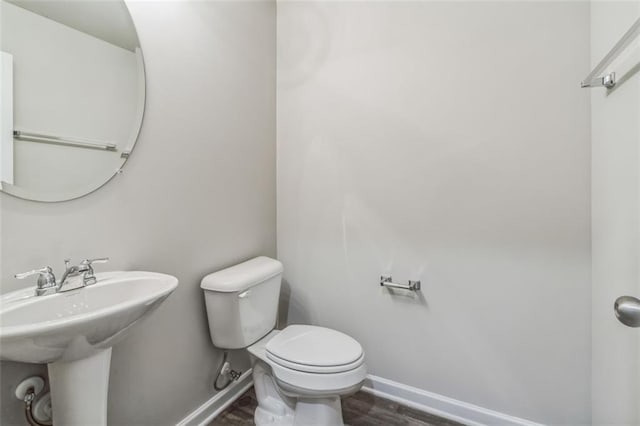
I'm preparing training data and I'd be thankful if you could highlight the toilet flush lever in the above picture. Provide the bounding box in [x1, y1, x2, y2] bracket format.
[238, 289, 252, 298]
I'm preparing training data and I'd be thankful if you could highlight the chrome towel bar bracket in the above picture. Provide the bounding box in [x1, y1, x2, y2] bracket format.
[581, 72, 616, 89]
[380, 275, 421, 291]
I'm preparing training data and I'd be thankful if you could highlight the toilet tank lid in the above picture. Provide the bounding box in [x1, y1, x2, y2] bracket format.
[200, 256, 283, 292]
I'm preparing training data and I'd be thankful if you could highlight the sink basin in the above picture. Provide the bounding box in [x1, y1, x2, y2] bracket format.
[1, 271, 178, 363]
[0, 270, 178, 425]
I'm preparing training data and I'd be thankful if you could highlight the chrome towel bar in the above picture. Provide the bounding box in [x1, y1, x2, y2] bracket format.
[581, 17, 640, 89]
[13, 130, 117, 152]
[380, 275, 421, 291]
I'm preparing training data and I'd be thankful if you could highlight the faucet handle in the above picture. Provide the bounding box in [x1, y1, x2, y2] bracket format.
[80, 258, 109, 286]
[15, 266, 57, 295]
[81, 257, 109, 266]
[15, 266, 55, 281]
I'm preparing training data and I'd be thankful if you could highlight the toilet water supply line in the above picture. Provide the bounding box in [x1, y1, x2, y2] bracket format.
[213, 350, 242, 391]
[22, 387, 51, 426]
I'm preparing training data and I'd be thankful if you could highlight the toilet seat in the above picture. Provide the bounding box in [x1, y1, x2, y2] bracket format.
[271, 363, 367, 397]
[249, 325, 367, 394]
[266, 325, 364, 373]
[267, 351, 365, 374]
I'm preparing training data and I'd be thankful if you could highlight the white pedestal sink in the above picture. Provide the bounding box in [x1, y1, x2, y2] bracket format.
[0, 271, 178, 425]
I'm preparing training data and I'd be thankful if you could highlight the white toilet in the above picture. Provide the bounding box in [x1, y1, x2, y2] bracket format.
[201, 256, 366, 426]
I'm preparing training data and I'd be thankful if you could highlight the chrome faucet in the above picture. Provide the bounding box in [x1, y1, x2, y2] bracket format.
[15, 258, 109, 296]
[58, 258, 109, 291]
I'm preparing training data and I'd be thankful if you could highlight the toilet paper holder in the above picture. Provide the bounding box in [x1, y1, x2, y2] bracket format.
[380, 275, 421, 291]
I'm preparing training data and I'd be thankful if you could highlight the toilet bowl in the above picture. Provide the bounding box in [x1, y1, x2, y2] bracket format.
[248, 326, 366, 425]
[201, 257, 367, 426]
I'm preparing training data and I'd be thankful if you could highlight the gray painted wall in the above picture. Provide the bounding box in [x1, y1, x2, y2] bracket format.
[0, 1, 276, 424]
[276, 1, 591, 423]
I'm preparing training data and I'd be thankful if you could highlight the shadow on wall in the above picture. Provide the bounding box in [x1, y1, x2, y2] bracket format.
[278, 278, 294, 327]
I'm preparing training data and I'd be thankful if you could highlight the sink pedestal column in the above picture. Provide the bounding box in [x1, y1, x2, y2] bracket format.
[48, 348, 112, 425]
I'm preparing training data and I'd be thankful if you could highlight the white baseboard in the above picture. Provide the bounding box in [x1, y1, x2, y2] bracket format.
[362, 375, 544, 426]
[176, 370, 542, 426]
[176, 369, 253, 426]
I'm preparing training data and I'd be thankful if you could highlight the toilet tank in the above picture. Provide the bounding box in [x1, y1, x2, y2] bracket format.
[201, 256, 283, 349]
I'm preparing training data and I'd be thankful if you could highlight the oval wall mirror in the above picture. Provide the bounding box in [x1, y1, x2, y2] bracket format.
[0, 0, 145, 202]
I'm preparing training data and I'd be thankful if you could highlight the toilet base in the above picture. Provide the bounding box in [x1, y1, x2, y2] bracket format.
[252, 360, 346, 426]
[255, 406, 294, 426]
[253, 359, 295, 426]
[293, 397, 344, 426]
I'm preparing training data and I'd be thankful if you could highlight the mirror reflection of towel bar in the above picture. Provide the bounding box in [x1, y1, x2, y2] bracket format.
[13, 130, 117, 152]
[380, 275, 421, 291]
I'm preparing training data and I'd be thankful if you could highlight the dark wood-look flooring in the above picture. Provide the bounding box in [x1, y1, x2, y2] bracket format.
[210, 387, 464, 426]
